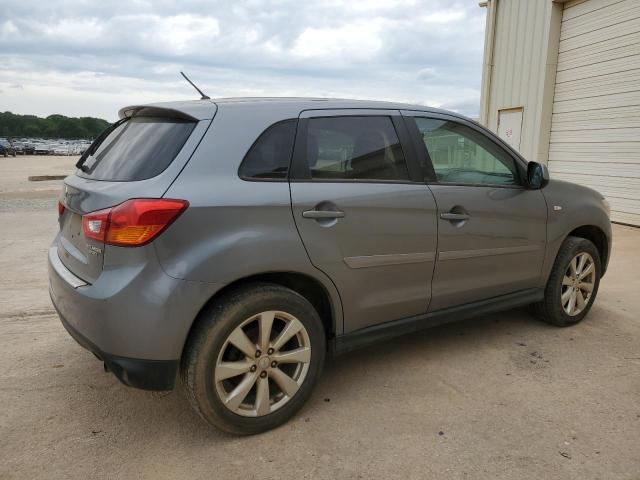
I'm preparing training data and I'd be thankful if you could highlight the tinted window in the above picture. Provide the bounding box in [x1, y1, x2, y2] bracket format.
[305, 116, 409, 181]
[415, 118, 518, 186]
[78, 117, 196, 181]
[239, 120, 296, 179]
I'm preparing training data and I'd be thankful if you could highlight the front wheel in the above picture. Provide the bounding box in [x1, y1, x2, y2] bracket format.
[534, 236, 601, 327]
[181, 283, 326, 434]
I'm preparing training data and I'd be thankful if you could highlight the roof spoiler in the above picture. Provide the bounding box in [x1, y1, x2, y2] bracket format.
[118, 106, 198, 121]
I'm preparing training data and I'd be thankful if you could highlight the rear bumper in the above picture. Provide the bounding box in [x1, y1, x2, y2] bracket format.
[54, 300, 178, 390]
[48, 238, 223, 390]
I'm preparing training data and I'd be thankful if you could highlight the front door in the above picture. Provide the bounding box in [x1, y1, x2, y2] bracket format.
[403, 112, 548, 311]
[289, 110, 438, 333]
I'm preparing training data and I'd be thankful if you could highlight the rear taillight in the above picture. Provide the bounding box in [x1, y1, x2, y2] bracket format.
[57, 201, 65, 217]
[82, 208, 111, 242]
[82, 199, 188, 247]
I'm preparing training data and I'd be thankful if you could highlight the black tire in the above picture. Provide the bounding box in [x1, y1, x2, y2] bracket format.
[181, 283, 326, 435]
[534, 236, 601, 327]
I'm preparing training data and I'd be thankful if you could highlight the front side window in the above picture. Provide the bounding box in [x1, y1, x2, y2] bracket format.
[414, 118, 518, 186]
[305, 116, 409, 181]
[239, 119, 297, 180]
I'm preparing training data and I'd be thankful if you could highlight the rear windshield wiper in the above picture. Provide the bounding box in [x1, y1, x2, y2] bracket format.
[76, 117, 128, 172]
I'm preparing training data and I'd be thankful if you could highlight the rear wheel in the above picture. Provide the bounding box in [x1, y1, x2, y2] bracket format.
[534, 236, 601, 326]
[181, 283, 325, 434]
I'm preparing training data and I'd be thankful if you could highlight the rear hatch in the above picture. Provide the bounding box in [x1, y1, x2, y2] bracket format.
[57, 104, 215, 283]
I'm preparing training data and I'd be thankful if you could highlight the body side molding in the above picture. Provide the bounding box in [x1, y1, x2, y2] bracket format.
[344, 252, 436, 269]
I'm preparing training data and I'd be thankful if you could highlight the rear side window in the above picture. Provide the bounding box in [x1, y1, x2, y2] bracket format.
[304, 116, 409, 181]
[239, 120, 297, 180]
[78, 117, 196, 181]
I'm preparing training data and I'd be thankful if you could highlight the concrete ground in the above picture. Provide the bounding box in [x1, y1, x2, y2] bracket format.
[1, 156, 638, 480]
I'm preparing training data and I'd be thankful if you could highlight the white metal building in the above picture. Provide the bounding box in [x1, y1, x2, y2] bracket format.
[479, 0, 640, 226]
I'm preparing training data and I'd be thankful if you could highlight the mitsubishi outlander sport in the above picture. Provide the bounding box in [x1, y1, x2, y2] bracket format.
[49, 98, 611, 434]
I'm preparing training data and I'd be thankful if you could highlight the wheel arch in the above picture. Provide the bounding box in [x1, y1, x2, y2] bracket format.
[566, 225, 609, 276]
[181, 271, 339, 360]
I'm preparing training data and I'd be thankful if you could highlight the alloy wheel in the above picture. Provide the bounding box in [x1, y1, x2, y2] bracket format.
[561, 252, 595, 316]
[214, 311, 311, 417]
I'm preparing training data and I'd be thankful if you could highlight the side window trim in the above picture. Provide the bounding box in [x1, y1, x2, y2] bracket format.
[401, 111, 526, 188]
[391, 116, 426, 183]
[290, 117, 311, 181]
[401, 115, 437, 183]
[289, 111, 423, 184]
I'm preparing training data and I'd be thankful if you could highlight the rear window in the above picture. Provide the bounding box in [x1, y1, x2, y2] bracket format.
[77, 117, 196, 181]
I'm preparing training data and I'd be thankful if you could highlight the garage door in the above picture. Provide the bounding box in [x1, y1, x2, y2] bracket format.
[549, 0, 640, 226]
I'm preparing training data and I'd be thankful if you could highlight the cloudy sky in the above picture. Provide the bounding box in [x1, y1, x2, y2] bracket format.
[0, 0, 486, 121]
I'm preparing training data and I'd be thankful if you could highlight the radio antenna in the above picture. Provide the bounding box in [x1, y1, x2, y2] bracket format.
[180, 71, 210, 100]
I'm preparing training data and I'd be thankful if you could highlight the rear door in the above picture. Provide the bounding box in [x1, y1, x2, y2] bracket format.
[402, 111, 547, 311]
[289, 109, 438, 333]
[58, 109, 212, 283]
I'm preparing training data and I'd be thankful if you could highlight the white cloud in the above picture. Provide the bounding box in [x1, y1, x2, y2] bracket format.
[0, 0, 486, 120]
[0, 19, 18, 36]
[140, 14, 221, 54]
[417, 68, 437, 80]
[292, 20, 385, 61]
[420, 10, 466, 24]
[41, 17, 105, 43]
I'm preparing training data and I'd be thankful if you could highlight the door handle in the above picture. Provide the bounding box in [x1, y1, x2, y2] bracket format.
[302, 209, 345, 219]
[439, 213, 469, 221]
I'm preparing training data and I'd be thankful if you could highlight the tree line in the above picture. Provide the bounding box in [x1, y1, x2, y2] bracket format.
[0, 111, 111, 139]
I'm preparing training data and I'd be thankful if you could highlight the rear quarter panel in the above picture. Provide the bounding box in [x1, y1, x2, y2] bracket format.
[156, 103, 344, 333]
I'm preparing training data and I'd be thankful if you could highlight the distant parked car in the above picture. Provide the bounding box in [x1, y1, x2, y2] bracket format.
[49, 98, 612, 434]
[0, 138, 16, 157]
[22, 144, 35, 155]
[11, 142, 23, 155]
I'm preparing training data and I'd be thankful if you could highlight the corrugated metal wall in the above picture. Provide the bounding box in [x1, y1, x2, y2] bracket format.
[549, 0, 640, 226]
[483, 0, 561, 164]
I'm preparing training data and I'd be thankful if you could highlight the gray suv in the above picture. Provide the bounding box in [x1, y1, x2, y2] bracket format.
[49, 98, 611, 434]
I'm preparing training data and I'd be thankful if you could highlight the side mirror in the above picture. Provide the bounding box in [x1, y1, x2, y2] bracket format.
[527, 161, 549, 189]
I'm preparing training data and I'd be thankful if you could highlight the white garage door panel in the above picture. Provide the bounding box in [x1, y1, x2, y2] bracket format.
[610, 210, 640, 225]
[553, 105, 640, 123]
[552, 117, 640, 132]
[550, 127, 640, 143]
[555, 55, 640, 83]
[550, 173, 639, 199]
[560, 16, 640, 53]
[549, 0, 640, 225]
[549, 161, 640, 178]
[562, 0, 633, 22]
[554, 70, 640, 102]
[550, 142, 640, 159]
[560, 0, 639, 39]
[558, 37, 640, 71]
[553, 91, 640, 114]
